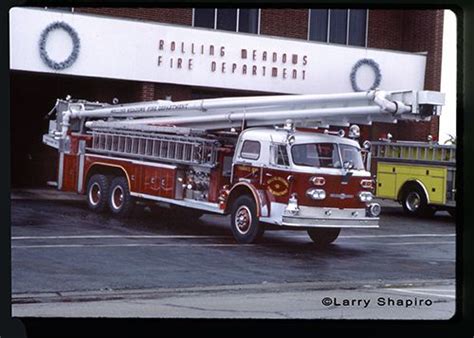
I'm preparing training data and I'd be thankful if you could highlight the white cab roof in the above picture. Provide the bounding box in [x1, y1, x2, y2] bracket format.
[239, 127, 360, 148]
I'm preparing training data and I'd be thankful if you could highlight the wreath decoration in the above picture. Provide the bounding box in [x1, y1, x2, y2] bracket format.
[350, 58, 382, 92]
[39, 21, 80, 70]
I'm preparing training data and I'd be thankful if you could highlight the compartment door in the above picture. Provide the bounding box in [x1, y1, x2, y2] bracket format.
[159, 167, 176, 199]
[376, 163, 397, 199]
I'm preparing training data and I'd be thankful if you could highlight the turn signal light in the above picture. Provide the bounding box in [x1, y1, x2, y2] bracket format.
[310, 176, 326, 186]
[360, 179, 374, 189]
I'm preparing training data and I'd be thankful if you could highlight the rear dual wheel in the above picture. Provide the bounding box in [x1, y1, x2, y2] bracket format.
[108, 176, 134, 217]
[86, 174, 134, 216]
[87, 174, 110, 212]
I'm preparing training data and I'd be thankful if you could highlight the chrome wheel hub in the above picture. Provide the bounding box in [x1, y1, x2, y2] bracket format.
[235, 206, 252, 235]
[111, 186, 124, 210]
[406, 192, 421, 212]
[89, 183, 101, 206]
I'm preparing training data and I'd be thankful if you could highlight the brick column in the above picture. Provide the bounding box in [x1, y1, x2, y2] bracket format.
[154, 84, 193, 101]
[260, 9, 308, 39]
[367, 9, 444, 141]
[139, 82, 155, 101]
[397, 9, 444, 141]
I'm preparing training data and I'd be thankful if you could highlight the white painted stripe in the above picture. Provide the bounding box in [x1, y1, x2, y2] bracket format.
[287, 234, 455, 239]
[12, 234, 455, 241]
[385, 241, 455, 246]
[12, 235, 231, 240]
[408, 289, 455, 293]
[390, 288, 456, 299]
[340, 234, 455, 239]
[12, 243, 251, 249]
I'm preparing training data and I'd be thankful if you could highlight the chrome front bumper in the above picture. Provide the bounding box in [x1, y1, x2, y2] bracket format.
[281, 206, 379, 228]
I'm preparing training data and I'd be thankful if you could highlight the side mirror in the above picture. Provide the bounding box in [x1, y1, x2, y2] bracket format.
[343, 161, 354, 170]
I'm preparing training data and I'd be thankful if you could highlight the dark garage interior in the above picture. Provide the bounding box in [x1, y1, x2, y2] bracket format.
[10, 71, 143, 187]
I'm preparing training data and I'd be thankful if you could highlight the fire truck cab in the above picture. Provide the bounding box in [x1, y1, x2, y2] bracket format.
[226, 126, 380, 244]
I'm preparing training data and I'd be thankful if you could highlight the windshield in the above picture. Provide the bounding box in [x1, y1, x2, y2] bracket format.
[339, 144, 365, 170]
[291, 143, 342, 168]
[291, 143, 364, 170]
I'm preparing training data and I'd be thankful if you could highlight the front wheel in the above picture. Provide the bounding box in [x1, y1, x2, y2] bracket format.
[108, 176, 135, 217]
[307, 228, 341, 246]
[230, 195, 264, 244]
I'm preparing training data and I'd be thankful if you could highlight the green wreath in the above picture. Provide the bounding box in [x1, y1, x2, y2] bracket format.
[39, 21, 80, 70]
[350, 58, 382, 92]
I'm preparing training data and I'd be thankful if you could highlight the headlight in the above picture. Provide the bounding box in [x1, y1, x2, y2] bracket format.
[306, 188, 326, 200]
[358, 191, 374, 202]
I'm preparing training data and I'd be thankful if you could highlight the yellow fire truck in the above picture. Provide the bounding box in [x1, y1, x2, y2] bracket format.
[366, 138, 456, 217]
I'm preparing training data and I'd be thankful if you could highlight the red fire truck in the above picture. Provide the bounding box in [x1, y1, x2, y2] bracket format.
[42, 90, 444, 245]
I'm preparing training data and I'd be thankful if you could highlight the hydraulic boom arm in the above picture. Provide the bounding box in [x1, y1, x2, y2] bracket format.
[48, 89, 445, 138]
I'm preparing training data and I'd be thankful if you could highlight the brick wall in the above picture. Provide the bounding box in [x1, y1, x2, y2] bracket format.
[154, 83, 192, 101]
[367, 10, 404, 51]
[368, 9, 444, 141]
[398, 10, 444, 141]
[260, 9, 308, 39]
[76, 7, 192, 25]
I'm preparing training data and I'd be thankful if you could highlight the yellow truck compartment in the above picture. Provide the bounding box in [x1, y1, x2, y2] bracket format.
[376, 162, 447, 205]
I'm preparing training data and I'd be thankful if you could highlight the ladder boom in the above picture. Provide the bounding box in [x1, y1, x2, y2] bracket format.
[50, 89, 445, 135]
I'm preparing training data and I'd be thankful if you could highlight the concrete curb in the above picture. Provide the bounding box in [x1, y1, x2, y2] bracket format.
[12, 278, 454, 304]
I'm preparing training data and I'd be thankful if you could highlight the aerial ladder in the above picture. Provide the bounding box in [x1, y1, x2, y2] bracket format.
[43, 89, 445, 245]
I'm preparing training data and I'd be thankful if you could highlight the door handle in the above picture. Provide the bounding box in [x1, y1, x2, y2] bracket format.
[265, 173, 273, 177]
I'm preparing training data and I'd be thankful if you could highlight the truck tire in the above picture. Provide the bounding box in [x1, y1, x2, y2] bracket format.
[401, 184, 435, 217]
[108, 176, 134, 217]
[230, 195, 264, 244]
[87, 174, 110, 213]
[307, 228, 341, 246]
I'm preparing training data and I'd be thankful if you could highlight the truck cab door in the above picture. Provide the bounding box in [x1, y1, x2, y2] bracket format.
[263, 143, 292, 199]
[232, 139, 262, 185]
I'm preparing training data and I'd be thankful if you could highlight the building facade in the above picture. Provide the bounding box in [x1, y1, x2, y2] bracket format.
[9, 7, 444, 187]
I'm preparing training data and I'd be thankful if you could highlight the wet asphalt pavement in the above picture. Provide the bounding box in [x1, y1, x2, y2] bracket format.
[11, 197, 455, 295]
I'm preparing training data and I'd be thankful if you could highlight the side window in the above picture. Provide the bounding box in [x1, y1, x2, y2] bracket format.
[273, 144, 290, 166]
[240, 140, 261, 160]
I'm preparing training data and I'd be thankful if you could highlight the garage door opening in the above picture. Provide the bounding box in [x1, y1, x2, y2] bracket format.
[10, 71, 142, 188]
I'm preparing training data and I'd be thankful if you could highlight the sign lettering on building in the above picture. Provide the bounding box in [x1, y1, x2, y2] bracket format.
[156, 40, 308, 80]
